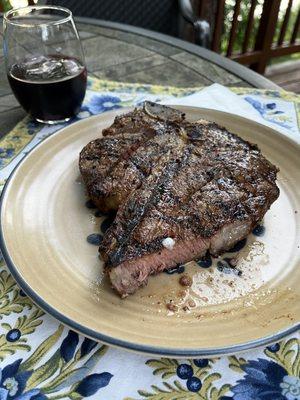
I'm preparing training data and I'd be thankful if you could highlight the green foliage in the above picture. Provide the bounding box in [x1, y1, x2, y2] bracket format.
[0, 0, 12, 12]
[0, 268, 33, 318]
[20, 324, 64, 371]
[210, 384, 232, 400]
[14, 308, 44, 334]
[146, 358, 179, 379]
[0, 268, 16, 296]
[0, 334, 31, 360]
[191, 358, 215, 378]
[137, 381, 193, 400]
[221, 0, 264, 53]
[199, 373, 221, 397]
[17, 327, 107, 399]
[137, 375, 231, 400]
[264, 338, 300, 377]
[40, 345, 107, 394]
[69, 393, 83, 400]
[228, 355, 247, 373]
[26, 350, 62, 388]
[136, 359, 231, 400]
[0, 269, 45, 361]
[221, 0, 300, 63]
[0, 310, 44, 360]
[274, 3, 300, 44]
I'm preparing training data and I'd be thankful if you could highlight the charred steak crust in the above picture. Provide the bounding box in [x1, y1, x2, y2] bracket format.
[79, 102, 279, 297]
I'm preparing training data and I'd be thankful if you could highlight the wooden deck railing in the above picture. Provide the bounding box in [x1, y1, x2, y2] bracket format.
[199, 0, 300, 74]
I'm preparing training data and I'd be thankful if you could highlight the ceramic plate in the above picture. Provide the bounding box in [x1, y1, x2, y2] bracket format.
[1, 107, 299, 357]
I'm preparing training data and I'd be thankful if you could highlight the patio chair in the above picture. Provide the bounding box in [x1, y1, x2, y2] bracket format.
[46, 0, 210, 47]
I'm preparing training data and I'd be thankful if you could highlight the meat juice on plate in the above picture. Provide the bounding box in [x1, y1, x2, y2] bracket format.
[7, 55, 87, 122]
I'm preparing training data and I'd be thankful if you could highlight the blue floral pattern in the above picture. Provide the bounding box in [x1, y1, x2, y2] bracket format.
[244, 96, 294, 129]
[6, 329, 21, 343]
[87, 94, 121, 114]
[0, 325, 112, 399]
[60, 330, 79, 362]
[281, 376, 300, 400]
[75, 373, 113, 397]
[230, 359, 288, 400]
[0, 359, 40, 400]
[77, 94, 122, 120]
[0, 148, 15, 168]
[220, 357, 300, 400]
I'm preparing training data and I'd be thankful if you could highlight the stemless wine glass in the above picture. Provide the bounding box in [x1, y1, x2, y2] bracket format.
[3, 6, 87, 124]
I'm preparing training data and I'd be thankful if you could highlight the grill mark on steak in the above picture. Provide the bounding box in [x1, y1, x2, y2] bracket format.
[79, 103, 280, 297]
[103, 130, 154, 176]
[123, 133, 180, 177]
[80, 117, 189, 212]
[105, 145, 193, 267]
[103, 135, 185, 211]
[103, 143, 260, 262]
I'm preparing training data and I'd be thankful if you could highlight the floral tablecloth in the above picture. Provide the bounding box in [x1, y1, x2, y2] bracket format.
[0, 78, 299, 400]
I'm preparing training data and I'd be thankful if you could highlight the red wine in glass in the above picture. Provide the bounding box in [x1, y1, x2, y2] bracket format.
[8, 55, 87, 123]
[4, 6, 87, 124]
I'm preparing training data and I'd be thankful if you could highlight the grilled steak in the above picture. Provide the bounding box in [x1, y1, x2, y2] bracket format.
[79, 102, 279, 297]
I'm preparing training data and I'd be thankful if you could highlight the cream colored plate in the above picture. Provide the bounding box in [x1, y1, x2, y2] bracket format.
[1, 107, 299, 357]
